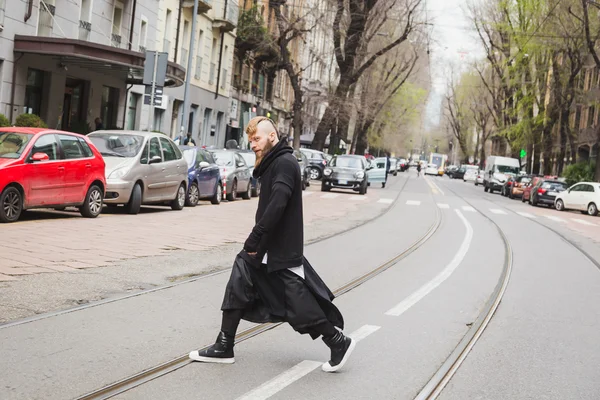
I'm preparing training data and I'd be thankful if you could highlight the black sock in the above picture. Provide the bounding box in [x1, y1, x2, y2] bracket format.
[221, 309, 243, 338]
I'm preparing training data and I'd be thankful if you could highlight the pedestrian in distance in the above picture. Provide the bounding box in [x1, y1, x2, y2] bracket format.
[382, 153, 391, 188]
[417, 162, 422, 178]
[184, 132, 196, 146]
[189, 116, 355, 373]
[94, 117, 104, 131]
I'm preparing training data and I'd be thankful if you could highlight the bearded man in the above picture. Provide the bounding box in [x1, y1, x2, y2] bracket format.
[189, 116, 355, 373]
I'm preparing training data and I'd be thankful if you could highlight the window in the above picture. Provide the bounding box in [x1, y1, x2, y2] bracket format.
[159, 137, 177, 161]
[77, 138, 93, 157]
[101, 86, 119, 129]
[571, 184, 584, 192]
[140, 141, 149, 164]
[154, 108, 164, 132]
[164, 9, 172, 53]
[25, 69, 44, 116]
[589, 106, 596, 128]
[112, 2, 123, 35]
[32, 134, 59, 160]
[58, 134, 86, 159]
[139, 18, 148, 50]
[584, 184, 595, 192]
[149, 138, 161, 161]
[126, 93, 139, 130]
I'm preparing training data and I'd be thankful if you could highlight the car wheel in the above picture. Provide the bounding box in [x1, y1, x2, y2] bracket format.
[126, 183, 142, 214]
[0, 186, 23, 223]
[309, 167, 321, 180]
[186, 182, 200, 207]
[227, 180, 237, 201]
[171, 183, 186, 210]
[555, 199, 565, 211]
[251, 181, 260, 197]
[80, 184, 104, 218]
[242, 182, 251, 200]
[211, 183, 222, 205]
[587, 202, 598, 216]
[359, 181, 367, 195]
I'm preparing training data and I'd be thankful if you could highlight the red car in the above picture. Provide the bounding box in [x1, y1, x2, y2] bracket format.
[0, 128, 106, 223]
[521, 176, 544, 203]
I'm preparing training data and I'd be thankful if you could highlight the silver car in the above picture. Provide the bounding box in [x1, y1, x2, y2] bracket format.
[88, 131, 188, 214]
[209, 149, 252, 201]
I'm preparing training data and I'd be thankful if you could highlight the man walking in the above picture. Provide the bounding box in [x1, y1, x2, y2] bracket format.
[189, 116, 355, 372]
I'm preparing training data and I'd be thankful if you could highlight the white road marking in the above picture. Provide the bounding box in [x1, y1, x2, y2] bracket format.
[385, 209, 473, 317]
[235, 360, 322, 400]
[461, 206, 476, 212]
[572, 218, 596, 226]
[490, 209, 507, 215]
[378, 198, 394, 204]
[320, 193, 339, 199]
[302, 191, 314, 197]
[437, 203, 450, 209]
[406, 200, 421, 206]
[350, 196, 367, 201]
[517, 212, 536, 219]
[545, 215, 566, 223]
[236, 325, 380, 400]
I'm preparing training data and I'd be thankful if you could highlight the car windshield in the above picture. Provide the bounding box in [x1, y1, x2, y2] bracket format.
[89, 133, 144, 157]
[494, 165, 520, 174]
[0, 132, 34, 159]
[542, 181, 568, 191]
[239, 152, 256, 167]
[332, 157, 363, 168]
[183, 149, 196, 167]
[211, 151, 234, 166]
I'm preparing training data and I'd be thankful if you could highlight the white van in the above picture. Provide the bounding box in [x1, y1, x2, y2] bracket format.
[483, 156, 521, 193]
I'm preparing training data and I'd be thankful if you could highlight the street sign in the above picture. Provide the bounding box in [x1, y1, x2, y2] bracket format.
[144, 86, 163, 106]
[520, 149, 527, 158]
[143, 51, 168, 86]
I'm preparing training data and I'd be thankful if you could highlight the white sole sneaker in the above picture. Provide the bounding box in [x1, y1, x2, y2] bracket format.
[189, 350, 235, 364]
[321, 338, 356, 372]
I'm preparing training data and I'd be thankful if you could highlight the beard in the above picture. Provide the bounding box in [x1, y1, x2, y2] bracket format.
[254, 140, 275, 168]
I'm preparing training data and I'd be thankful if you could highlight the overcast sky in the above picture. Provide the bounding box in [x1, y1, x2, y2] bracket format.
[422, 0, 485, 132]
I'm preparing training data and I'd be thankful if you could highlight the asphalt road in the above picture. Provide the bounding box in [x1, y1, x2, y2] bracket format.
[1, 173, 599, 400]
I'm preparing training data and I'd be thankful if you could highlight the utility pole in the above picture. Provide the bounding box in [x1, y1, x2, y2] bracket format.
[180, 0, 199, 143]
[146, 50, 159, 132]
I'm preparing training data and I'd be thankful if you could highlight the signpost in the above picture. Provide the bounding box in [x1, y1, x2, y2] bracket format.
[143, 51, 168, 132]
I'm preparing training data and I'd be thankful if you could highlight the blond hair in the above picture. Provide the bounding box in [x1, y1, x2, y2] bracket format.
[245, 116, 280, 139]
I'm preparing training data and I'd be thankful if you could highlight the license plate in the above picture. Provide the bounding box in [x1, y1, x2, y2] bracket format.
[338, 180, 348, 185]
[547, 192, 557, 196]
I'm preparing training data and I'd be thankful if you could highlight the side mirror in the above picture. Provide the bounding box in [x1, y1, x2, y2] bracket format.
[149, 155, 162, 164]
[198, 161, 210, 169]
[31, 152, 49, 162]
[297, 157, 303, 162]
[237, 162, 245, 168]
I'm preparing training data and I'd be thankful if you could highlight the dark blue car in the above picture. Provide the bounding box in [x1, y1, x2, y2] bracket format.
[237, 150, 260, 197]
[179, 146, 222, 206]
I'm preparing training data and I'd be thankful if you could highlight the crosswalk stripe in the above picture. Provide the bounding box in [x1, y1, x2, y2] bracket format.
[571, 218, 596, 226]
[462, 206, 476, 212]
[320, 193, 339, 199]
[378, 198, 394, 204]
[406, 200, 421, 206]
[437, 203, 450, 209]
[545, 215, 565, 223]
[517, 212, 536, 219]
[490, 209, 507, 215]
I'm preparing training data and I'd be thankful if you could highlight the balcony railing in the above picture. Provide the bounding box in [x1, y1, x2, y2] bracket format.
[139, 45, 146, 53]
[214, 2, 238, 32]
[163, 39, 171, 53]
[195, 56, 203, 80]
[78, 20, 91, 41]
[180, 48, 188, 67]
[209, 62, 216, 85]
[38, 1, 55, 37]
[182, 0, 212, 14]
[111, 33, 122, 48]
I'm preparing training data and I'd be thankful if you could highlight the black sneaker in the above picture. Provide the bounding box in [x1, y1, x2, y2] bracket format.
[189, 331, 235, 364]
[321, 331, 356, 372]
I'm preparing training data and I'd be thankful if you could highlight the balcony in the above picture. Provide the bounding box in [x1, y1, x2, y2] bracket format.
[194, 56, 202, 80]
[78, 20, 91, 41]
[209, 62, 216, 85]
[111, 33, 122, 48]
[180, 48, 188, 67]
[138, 45, 146, 53]
[163, 39, 171, 53]
[37, 1, 55, 37]
[214, 1, 238, 33]
[182, 0, 212, 15]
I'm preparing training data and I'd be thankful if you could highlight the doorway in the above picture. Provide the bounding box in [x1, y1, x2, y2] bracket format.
[62, 78, 86, 131]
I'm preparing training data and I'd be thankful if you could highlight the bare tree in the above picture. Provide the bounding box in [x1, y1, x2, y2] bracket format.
[445, 80, 471, 163]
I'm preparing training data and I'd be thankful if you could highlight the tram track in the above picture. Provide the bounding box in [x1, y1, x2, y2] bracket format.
[75, 176, 444, 400]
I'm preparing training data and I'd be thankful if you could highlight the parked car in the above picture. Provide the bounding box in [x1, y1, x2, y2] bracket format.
[555, 182, 600, 216]
[0, 128, 106, 223]
[208, 149, 252, 201]
[367, 157, 388, 187]
[88, 131, 188, 214]
[446, 165, 459, 178]
[237, 150, 260, 197]
[398, 158, 409, 172]
[180, 146, 222, 206]
[424, 163, 439, 176]
[322, 155, 369, 194]
[505, 175, 532, 199]
[463, 168, 478, 182]
[293, 149, 310, 190]
[454, 164, 478, 180]
[529, 179, 568, 207]
[483, 156, 520, 193]
[300, 148, 329, 180]
[521, 176, 545, 203]
[475, 170, 484, 186]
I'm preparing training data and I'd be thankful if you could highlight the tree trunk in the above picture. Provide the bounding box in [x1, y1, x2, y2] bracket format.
[557, 109, 569, 176]
[292, 91, 303, 150]
[542, 124, 554, 175]
[526, 143, 533, 174]
[355, 118, 375, 155]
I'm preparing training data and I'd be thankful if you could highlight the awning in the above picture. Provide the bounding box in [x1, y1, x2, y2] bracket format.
[13, 35, 186, 87]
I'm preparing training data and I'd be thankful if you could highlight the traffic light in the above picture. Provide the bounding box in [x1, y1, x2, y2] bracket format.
[520, 149, 527, 158]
